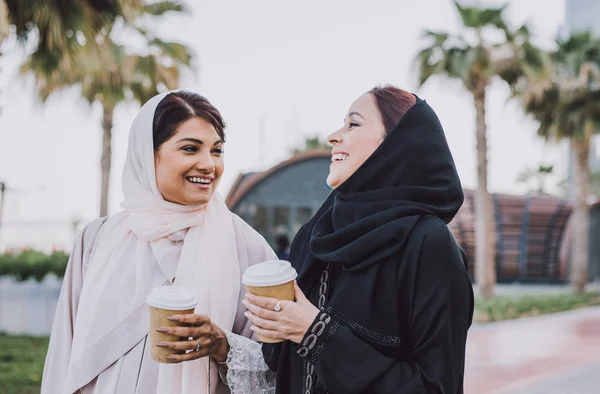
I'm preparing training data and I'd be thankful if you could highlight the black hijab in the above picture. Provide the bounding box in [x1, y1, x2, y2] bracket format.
[263, 96, 467, 392]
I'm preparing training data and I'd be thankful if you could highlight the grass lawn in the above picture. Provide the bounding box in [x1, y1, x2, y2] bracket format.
[474, 291, 600, 322]
[0, 334, 48, 394]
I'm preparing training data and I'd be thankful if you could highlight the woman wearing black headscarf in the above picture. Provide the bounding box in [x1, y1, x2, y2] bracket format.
[227, 85, 473, 394]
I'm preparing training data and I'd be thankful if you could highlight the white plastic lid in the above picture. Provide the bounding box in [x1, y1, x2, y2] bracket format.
[146, 286, 197, 310]
[242, 260, 298, 287]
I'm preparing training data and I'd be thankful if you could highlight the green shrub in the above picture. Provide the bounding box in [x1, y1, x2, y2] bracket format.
[0, 250, 69, 282]
[474, 292, 600, 322]
[0, 334, 49, 394]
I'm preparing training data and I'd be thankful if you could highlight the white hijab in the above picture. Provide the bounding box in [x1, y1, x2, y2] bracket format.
[65, 91, 241, 393]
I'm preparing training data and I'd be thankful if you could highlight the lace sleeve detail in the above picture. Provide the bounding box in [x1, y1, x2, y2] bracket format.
[224, 331, 277, 394]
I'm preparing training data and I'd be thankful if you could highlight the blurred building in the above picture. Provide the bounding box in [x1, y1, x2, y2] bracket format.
[451, 191, 573, 282]
[226, 150, 331, 246]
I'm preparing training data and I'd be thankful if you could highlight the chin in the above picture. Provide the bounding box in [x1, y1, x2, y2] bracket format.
[326, 175, 340, 190]
[184, 193, 213, 206]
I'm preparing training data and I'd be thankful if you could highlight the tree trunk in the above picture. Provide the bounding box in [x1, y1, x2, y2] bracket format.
[474, 87, 496, 299]
[0, 182, 5, 245]
[100, 102, 114, 217]
[571, 138, 590, 294]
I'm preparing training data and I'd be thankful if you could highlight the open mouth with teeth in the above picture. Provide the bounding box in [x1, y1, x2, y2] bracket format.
[186, 176, 213, 187]
[331, 153, 349, 162]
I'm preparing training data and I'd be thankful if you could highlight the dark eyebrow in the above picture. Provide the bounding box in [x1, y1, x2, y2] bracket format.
[177, 138, 203, 145]
[346, 111, 364, 120]
[176, 138, 224, 146]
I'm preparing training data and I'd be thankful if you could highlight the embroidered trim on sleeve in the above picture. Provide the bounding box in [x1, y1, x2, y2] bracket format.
[297, 311, 339, 363]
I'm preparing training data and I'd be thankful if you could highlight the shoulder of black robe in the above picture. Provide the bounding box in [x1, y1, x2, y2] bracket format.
[262, 97, 473, 391]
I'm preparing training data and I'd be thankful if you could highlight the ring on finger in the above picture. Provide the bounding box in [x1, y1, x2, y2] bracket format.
[194, 339, 201, 352]
[274, 301, 282, 312]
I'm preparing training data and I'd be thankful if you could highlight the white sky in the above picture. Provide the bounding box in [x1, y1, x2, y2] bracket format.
[0, 0, 572, 249]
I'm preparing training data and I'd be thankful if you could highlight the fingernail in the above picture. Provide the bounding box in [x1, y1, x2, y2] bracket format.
[167, 316, 179, 322]
[244, 311, 250, 318]
[166, 355, 176, 360]
[156, 328, 168, 333]
[250, 325, 256, 331]
[156, 342, 168, 347]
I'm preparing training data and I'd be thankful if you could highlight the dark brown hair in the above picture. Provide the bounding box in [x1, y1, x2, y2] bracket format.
[369, 85, 417, 134]
[153, 91, 226, 150]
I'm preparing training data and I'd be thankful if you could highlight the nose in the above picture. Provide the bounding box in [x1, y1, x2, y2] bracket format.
[194, 149, 216, 173]
[327, 127, 344, 146]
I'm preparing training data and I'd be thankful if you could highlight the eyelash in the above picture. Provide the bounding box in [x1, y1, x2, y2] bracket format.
[181, 145, 224, 155]
[349, 122, 360, 129]
[182, 145, 198, 153]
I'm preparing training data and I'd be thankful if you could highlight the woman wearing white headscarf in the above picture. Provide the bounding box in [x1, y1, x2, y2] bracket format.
[41, 91, 276, 394]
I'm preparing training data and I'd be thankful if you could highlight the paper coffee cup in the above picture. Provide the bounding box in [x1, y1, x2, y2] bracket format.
[242, 260, 298, 343]
[147, 286, 197, 363]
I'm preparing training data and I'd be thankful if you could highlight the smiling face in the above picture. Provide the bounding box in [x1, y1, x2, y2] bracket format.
[326, 93, 386, 189]
[154, 117, 224, 206]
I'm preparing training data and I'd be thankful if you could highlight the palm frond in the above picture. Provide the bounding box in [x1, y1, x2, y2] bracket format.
[5, 0, 145, 75]
[421, 30, 451, 46]
[417, 2, 526, 93]
[143, 1, 185, 16]
[21, 0, 194, 109]
[453, 1, 508, 30]
[148, 38, 193, 65]
[518, 38, 600, 143]
[416, 30, 473, 86]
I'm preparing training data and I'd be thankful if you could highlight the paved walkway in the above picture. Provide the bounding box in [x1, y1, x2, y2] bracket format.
[504, 362, 600, 394]
[464, 306, 600, 394]
[473, 282, 600, 297]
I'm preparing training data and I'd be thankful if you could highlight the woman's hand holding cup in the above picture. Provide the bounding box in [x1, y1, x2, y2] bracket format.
[242, 260, 319, 344]
[243, 281, 319, 344]
[147, 286, 228, 364]
[155, 314, 229, 363]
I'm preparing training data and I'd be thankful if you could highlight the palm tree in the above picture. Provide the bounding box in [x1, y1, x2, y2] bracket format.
[2, 1, 142, 68]
[21, 1, 193, 216]
[1, 1, 143, 117]
[0, 2, 9, 42]
[415, 1, 543, 299]
[516, 31, 600, 293]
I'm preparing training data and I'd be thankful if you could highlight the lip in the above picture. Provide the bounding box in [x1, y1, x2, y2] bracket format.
[331, 150, 349, 156]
